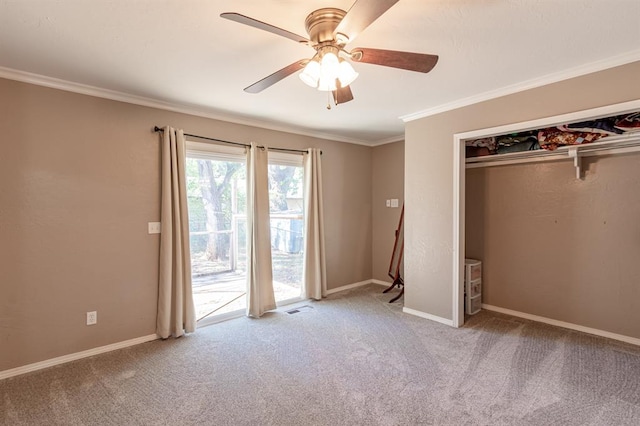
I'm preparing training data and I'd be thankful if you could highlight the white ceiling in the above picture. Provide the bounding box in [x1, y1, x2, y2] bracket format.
[1, 0, 639, 145]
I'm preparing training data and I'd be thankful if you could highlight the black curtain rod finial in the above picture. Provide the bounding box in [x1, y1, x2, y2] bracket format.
[153, 126, 163, 132]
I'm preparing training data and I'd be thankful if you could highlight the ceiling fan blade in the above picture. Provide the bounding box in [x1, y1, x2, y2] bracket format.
[333, 83, 354, 105]
[334, 0, 399, 42]
[351, 48, 439, 73]
[221, 13, 310, 44]
[244, 60, 308, 93]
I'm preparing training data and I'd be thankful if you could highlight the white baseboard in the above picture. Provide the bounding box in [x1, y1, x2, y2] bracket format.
[0, 334, 159, 381]
[482, 304, 640, 347]
[370, 279, 392, 287]
[326, 279, 380, 295]
[402, 307, 454, 326]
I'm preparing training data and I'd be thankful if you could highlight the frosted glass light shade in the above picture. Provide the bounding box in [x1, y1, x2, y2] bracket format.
[320, 52, 339, 76]
[337, 60, 359, 87]
[299, 60, 321, 88]
[316, 52, 339, 91]
[317, 75, 337, 92]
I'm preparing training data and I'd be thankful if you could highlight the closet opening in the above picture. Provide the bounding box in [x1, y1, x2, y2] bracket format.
[452, 99, 640, 329]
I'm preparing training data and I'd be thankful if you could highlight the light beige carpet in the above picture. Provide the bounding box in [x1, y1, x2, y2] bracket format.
[1, 284, 639, 425]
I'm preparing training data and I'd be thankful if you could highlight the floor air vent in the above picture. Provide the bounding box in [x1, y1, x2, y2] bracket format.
[286, 305, 313, 315]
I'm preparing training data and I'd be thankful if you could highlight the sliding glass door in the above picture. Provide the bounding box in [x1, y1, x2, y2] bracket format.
[186, 146, 305, 322]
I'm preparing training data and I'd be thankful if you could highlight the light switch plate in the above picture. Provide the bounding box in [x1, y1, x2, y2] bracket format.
[148, 222, 161, 234]
[386, 200, 391, 207]
[391, 199, 399, 208]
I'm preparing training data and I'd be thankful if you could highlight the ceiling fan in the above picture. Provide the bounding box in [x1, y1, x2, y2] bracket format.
[221, 0, 438, 107]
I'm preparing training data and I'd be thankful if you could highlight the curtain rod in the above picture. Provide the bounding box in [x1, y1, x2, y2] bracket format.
[153, 126, 316, 155]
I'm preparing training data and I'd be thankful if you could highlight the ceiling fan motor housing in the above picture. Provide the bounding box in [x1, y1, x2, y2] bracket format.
[304, 8, 347, 44]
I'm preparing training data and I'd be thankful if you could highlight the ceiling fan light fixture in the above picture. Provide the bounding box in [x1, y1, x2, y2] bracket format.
[299, 59, 321, 87]
[314, 50, 357, 91]
[337, 59, 358, 87]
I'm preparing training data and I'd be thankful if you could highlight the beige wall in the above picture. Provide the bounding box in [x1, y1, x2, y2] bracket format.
[404, 61, 640, 325]
[466, 152, 640, 339]
[0, 77, 372, 371]
[371, 141, 404, 282]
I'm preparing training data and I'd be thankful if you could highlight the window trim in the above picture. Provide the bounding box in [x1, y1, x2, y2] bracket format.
[268, 150, 304, 167]
[186, 140, 246, 162]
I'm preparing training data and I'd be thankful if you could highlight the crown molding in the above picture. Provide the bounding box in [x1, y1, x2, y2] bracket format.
[370, 134, 405, 147]
[6, 48, 637, 146]
[0, 66, 374, 146]
[401, 49, 640, 123]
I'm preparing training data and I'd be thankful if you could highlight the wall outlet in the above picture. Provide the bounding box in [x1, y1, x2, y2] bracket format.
[391, 199, 399, 208]
[148, 222, 161, 234]
[86, 311, 97, 325]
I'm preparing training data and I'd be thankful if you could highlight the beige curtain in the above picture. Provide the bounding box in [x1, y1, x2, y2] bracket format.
[157, 127, 196, 338]
[302, 148, 327, 300]
[246, 143, 276, 317]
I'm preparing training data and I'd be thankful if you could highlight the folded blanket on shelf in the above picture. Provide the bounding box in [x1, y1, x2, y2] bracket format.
[538, 127, 605, 151]
[560, 117, 623, 135]
[496, 133, 540, 154]
[614, 112, 640, 132]
[465, 137, 496, 157]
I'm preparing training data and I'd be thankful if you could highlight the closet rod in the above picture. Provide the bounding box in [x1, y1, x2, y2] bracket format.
[153, 126, 317, 155]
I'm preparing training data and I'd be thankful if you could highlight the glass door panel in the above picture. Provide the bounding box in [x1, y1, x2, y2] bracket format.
[186, 155, 247, 321]
[268, 163, 304, 304]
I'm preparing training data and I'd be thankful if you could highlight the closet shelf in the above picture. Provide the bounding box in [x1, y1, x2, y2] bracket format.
[466, 133, 640, 179]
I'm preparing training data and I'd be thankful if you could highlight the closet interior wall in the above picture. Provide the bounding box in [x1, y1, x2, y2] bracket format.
[465, 150, 640, 339]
